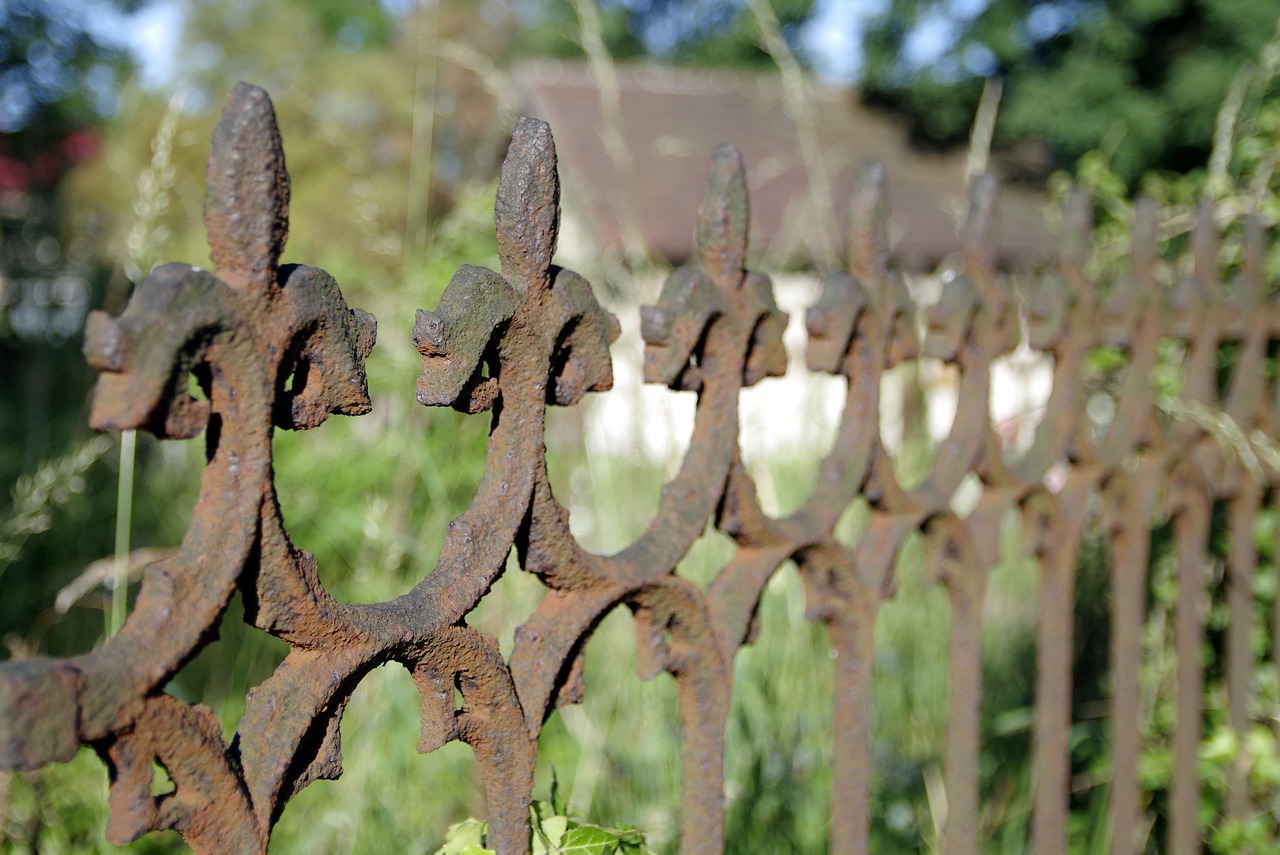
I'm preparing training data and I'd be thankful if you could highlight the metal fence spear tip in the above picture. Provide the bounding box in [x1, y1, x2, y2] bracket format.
[1059, 188, 1092, 277]
[1130, 196, 1158, 286]
[697, 143, 749, 288]
[1192, 199, 1221, 288]
[496, 117, 560, 292]
[1239, 214, 1264, 306]
[962, 173, 998, 278]
[848, 161, 889, 277]
[205, 82, 290, 299]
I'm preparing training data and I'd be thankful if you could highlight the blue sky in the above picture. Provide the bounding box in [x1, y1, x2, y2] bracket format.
[99, 0, 186, 89]
[803, 0, 890, 82]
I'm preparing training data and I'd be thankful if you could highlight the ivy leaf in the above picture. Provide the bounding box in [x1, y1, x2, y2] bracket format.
[540, 814, 569, 849]
[559, 825, 626, 853]
[433, 818, 491, 855]
[530, 801, 552, 855]
[437, 795, 652, 855]
[608, 826, 651, 852]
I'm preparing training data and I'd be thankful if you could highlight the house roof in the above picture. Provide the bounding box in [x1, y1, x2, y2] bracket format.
[513, 60, 1056, 271]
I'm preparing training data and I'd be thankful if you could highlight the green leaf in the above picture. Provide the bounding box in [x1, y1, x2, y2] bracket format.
[530, 810, 552, 855]
[540, 814, 569, 849]
[604, 825, 646, 845]
[434, 818, 491, 855]
[1198, 725, 1238, 766]
[559, 825, 625, 853]
[1138, 747, 1172, 790]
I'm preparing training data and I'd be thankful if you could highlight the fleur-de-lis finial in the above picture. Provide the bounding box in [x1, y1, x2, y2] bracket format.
[204, 82, 291, 298]
[495, 117, 560, 293]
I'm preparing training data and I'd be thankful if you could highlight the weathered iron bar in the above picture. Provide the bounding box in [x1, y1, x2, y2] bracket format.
[1, 83, 1277, 854]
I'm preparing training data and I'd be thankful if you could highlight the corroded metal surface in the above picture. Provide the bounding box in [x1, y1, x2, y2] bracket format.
[2, 84, 1277, 854]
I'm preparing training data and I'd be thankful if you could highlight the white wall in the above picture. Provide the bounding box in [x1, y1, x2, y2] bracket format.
[581, 272, 1054, 476]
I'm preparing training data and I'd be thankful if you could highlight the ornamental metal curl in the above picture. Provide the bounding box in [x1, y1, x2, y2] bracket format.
[2, 83, 1278, 855]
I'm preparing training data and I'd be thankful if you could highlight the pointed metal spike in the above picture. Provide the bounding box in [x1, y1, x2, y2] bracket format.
[962, 174, 998, 280]
[696, 143, 749, 288]
[1191, 200, 1220, 291]
[495, 117, 560, 292]
[847, 161, 889, 279]
[1130, 196, 1158, 286]
[1059, 188, 1092, 278]
[204, 83, 290, 297]
[1240, 212, 1263, 307]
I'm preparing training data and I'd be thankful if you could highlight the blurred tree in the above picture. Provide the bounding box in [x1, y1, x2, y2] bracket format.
[1, 0, 152, 466]
[861, 0, 1280, 182]
[0, 0, 156, 659]
[66, 0, 519, 295]
[514, 0, 818, 69]
[0, 0, 145, 160]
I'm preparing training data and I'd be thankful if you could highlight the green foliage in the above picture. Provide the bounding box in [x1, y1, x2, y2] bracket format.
[862, 0, 1280, 182]
[296, 0, 395, 48]
[1039, 17, 1280, 345]
[434, 792, 654, 855]
[513, 0, 645, 62]
[0, 0, 142, 650]
[0, 435, 112, 580]
[1036, 25, 1280, 853]
[512, 0, 817, 70]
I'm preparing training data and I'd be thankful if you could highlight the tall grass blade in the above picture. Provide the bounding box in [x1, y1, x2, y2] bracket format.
[109, 430, 135, 636]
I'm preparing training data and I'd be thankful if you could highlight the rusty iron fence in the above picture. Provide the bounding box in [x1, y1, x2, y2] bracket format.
[2, 82, 1278, 854]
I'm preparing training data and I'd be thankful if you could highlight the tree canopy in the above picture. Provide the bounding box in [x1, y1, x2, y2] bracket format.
[862, 0, 1280, 182]
[514, 0, 817, 70]
[0, 0, 146, 162]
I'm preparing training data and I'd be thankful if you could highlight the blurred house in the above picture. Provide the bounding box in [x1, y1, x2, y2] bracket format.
[513, 59, 1055, 271]
[512, 60, 1056, 500]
